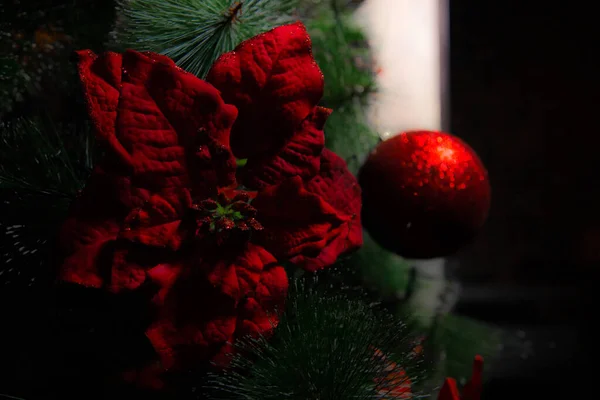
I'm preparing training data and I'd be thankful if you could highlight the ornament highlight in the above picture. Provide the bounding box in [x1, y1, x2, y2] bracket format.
[358, 131, 490, 259]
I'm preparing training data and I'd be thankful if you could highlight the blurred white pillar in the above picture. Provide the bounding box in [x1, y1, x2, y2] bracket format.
[356, 0, 456, 321]
[356, 0, 449, 137]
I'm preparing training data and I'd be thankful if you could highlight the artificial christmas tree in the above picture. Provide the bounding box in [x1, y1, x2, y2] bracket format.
[0, 1, 502, 399]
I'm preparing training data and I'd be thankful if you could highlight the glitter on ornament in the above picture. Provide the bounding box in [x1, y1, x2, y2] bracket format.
[359, 130, 491, 259]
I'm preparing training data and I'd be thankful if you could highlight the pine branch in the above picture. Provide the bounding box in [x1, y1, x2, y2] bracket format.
[0, 117, 93, 288]
[112, 0, 298, 78]
[307, 7, 377, 110]
[201, 276, 431, 399]
[0, 117, 92, 195]
[342, 231, 414, 300]
[304, 3, 379, 173]
[324, 101, 379, 174]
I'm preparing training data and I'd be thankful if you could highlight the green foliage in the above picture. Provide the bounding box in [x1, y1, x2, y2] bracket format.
[305, 2, 379, 173]
[0, 118, 93, 287]
[323, 102, 380, 174]
[0, 118, 92, 195]
[432, 314, 502, 382]
[201, 276, 430, 399]
[307, 9, 375, 109]
[113, 0, 297, 78]
[343, 231, 413, 299]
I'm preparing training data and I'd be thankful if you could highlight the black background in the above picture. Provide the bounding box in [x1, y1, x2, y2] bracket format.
[450, 1, 598, 398]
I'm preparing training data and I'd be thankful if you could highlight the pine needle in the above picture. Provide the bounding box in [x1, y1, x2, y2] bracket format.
[0, 118, 93, 287]
[113, 0, 298, 78]
[308, 8, 376, 110]
[305, 2, 380, 173]
[201, 275, 431, 399]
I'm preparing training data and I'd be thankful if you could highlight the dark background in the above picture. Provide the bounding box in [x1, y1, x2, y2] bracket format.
[449, 1, 598, 398]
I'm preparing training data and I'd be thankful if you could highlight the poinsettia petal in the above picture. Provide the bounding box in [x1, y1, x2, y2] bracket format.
[60, 50, 238, 289]
[306, 149, 362, 217]
[252, 176, 340, 258]
[120, 219, 185, 250]
[253, 150, 362, 272]
[207, 22, 324, 159]
[239, 106, 330, 189]
[116, 50, 238, 208]
[110, 247, 148, 292]
[75, 49, 238, 214]
[212, 264, 288, 368]
[58, 171, 124, 288]
[254, 263, 289, 307]
[58, 219, 117, 288]
[298, 149, 363, 270]
[202, 243, 277, 302]
[142, 244, 286, 372]
[240, 264, 288, 332]
[144, 262, 236, 369]
[75, 50, 122, 145]
[108, 240, 183, 294]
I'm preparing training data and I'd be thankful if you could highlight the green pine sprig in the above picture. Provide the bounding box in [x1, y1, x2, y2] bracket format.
[201, 275, 431, 399]
[112, 0, 298, 78]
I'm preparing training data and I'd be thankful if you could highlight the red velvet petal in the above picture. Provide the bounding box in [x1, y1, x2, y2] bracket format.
[109, 247, 148, 292]
[253, 150, 362, 272]
[212, 264, 288, 367]
[75, 50, 122, 145]
[75, 49, 237, 210]
[239, 106, 330, 189]
[207, 22, 324, 159]
[202, 243, 277, 302]
[116, 50, 238, 205]
[298, 149, 363, 269]
[60, 50, 238, 289]
[58, 218, 118, 288]
[58, 171, 124, 288]
[252, 176, 340, 263]
[240, 264, 288, 332]
[142, 244, 286, 373]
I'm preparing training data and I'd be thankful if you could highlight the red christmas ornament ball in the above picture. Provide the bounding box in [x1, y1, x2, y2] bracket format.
[358, 131, 491, 259]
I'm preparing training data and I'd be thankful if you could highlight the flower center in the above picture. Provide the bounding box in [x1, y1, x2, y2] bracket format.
[191, 190, 262, 240]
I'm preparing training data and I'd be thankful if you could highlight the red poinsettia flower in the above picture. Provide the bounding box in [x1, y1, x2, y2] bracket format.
[58, 22, 362, 387]
[438, 355, 484, 400]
